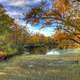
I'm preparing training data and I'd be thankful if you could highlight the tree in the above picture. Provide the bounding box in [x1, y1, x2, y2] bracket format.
[25, 0, 80, 45]
[52, 29, 80, 49]
[0, 5, 16, 58]
[0, 5, 30, 58]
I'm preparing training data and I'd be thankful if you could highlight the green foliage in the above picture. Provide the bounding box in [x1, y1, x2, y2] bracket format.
[0, 5, 31, 57]
[0, 5, 17, 56]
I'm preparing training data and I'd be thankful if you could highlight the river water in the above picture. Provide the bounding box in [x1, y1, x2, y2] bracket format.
[46, 48, 80, 55]
[25, 46, 80, 55]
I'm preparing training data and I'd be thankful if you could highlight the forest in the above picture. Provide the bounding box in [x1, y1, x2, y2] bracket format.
[0, 0, 80, 80]
[0, 0, 80, 58]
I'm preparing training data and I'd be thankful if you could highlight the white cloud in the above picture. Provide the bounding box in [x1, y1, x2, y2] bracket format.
[9, 0, 26, 6]
[6, 11, 22, 16]
[0, 0, 6, 3]
[26, 24, 55, 36]
[7, 0, 41, 7]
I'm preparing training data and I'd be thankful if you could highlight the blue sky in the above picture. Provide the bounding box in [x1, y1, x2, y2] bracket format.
[0, 0, 56, 36]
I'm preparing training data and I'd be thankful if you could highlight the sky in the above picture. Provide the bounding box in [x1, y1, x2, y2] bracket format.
[0, 0, 56, 36]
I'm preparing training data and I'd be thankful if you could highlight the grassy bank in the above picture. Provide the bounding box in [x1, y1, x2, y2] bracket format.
[0, 55, 80, 80]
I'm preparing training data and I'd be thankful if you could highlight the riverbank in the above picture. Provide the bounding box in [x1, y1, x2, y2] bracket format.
[0, 55, 80, 80]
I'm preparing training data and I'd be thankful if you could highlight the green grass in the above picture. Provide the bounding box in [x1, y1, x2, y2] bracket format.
[0, 55, 80, 80]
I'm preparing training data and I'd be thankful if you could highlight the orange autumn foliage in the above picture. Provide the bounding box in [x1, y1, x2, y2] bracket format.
[53, 30, 69, 41]
[54, 0, 71, 14]
[53, 30, 80, 49]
